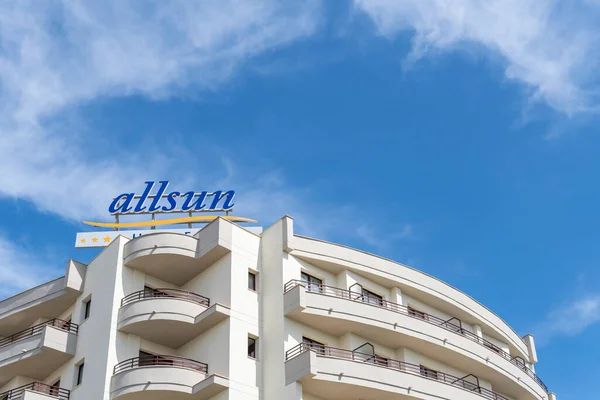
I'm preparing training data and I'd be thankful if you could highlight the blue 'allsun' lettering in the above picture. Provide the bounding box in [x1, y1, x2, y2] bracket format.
[109, 181, 235, 215]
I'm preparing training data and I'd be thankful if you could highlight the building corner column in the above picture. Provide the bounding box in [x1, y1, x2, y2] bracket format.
[522, 333, 539, 365]
[473, 324, 483, 343]
[282, 215, 295, 253]
[391, 287, 403, 305]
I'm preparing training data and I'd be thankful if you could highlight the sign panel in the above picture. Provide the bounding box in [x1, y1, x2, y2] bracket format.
[75, 227, 263, 248]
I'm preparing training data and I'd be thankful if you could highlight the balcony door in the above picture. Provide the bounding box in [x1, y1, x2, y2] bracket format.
[361, 288, 383, 306]
[301, 272, 322, 293]
[302, 336, 325, 355]
[49, 380, 61, 396]
[139, 351, 174, 367]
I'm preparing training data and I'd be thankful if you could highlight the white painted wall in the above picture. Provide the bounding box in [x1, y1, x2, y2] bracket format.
[183, 254, 232, 307]
[260, 218, 288, 400]
[33, 236, 128, 400]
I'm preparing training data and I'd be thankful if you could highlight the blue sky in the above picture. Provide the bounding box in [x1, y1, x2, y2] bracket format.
[1, 1, 599, 398]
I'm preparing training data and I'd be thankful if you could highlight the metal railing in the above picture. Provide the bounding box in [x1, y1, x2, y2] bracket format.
[121, 288, 210, 307]
[113, 355, 208, 374]
[286, 343, 509, 400]
[284, 280, 548, 392]
[0, 319, 78, 350]
[0, 382, 70, 399]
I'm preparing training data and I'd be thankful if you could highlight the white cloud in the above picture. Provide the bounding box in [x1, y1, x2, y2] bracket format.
[548, 294, 600, 336]
[356, 223, 413, 250]
[0, 0, 321, 222]
[535, 293, 600, 345]
[0, 0, 372, 296]
[0, 234, 59, 297]
[0, 0, 419, 298]
[353, 0, 600, 115]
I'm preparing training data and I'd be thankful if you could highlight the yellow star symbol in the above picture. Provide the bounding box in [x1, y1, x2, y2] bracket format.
[92, 237, 98, 243]
[103, 236, 111, 243]
[80, 238, 86, 243]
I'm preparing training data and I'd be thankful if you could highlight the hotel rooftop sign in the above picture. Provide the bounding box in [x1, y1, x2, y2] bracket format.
[108, 181, 235, 215]
[76, 181, 257, 248]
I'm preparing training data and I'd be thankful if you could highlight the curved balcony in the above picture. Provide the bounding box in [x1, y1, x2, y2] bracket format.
[123, 220, 233, 285]
[0, 319, 78, 349]
[0, 259, 84, 337]
[114, 355, 209, 374]
[121, 288, 210, 308]
[0, 382, 70, 399]
[289, 234, 531, 360]
[0, 319, 77, 387]
[286, 343, 508, 400]
[118, 289, 229, 348]
[284, 280, 547, 399]
[110, 355, 228, 400]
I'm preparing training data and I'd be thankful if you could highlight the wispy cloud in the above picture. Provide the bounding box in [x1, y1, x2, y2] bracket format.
[0, 0, 414, 294]
[0, 234, 59, 297]
[549, 295, 600, 335]
[353, 0, 600, 115]
[535, 293, 600, 345]
[0, 0, 366, 296]
[0, 0, 322, 222]
[356, 223, 413, 250]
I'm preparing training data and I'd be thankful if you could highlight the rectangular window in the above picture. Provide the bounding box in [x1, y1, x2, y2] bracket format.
[300, 272, 322, 292]
[248, 272, 256, 291]
[419, 365, 438, 380]
[408, 306, 428, 320]
[83, 298, 91, 320]
[371, 354, 389, 366]
[76, 363, 84, 386]
[248, 337, 257, 359]
[302, 336, 325, 355]
[361, 288, 383, 306]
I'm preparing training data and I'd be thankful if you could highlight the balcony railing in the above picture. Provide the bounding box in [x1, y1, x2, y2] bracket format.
[284, 280, 548, 393]
[0, 319, 78, 349]
[286, 343, 509, 400]
[0, 382, 70, 399]
[113, 355, 208, 375]
[121, 288, 210, 308]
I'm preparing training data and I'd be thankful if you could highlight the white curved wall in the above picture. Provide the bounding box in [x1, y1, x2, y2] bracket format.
[287, 350, 509, 400]
[285, 285, 545, 400]
[119, 298, 206, 327]
[289, 234, 530, 360]
[123, 233, 198, 265]
[110, 366, 205, 399]
[117, 299, 230, 348]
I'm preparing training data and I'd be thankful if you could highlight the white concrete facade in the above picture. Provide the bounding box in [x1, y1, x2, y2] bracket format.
[0, 216, 556, 400]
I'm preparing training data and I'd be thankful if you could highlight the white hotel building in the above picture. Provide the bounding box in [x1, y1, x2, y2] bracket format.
[0, 216, 556, 400]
